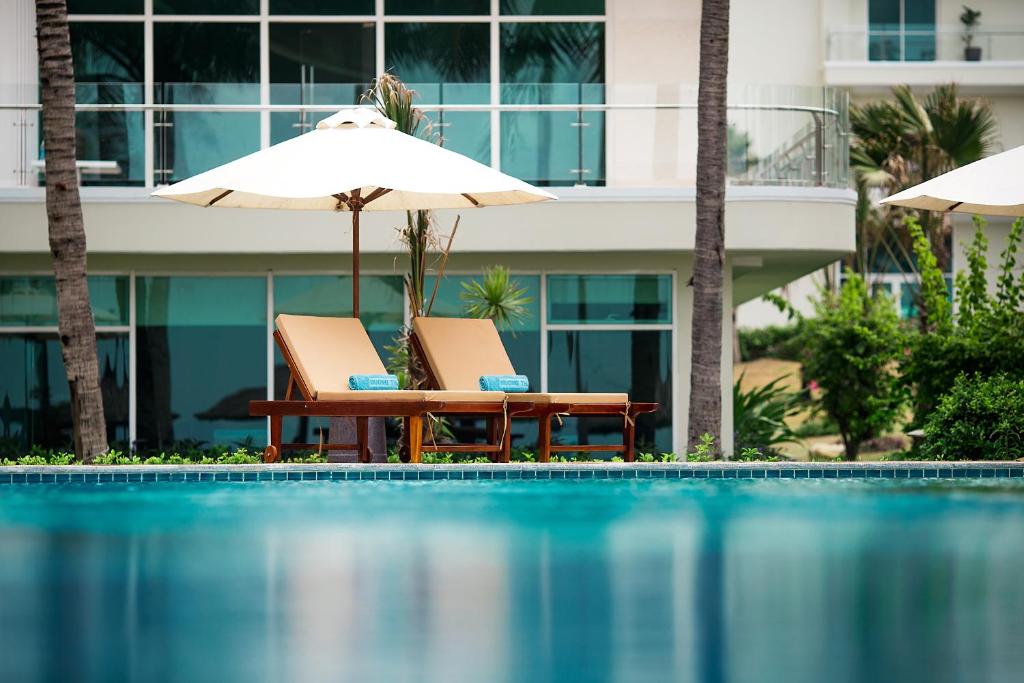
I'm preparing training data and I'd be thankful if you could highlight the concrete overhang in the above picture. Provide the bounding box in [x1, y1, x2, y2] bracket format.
[0, 185, 856, 257]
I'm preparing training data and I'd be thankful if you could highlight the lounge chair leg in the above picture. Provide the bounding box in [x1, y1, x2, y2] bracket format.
[537, 413, 551, 463]
[486, 417, 500, 463]
[408, 415, 423, 464]
[356, 416, 370, 463]
[623, 411, 636, 463]
[265, 415, 283, 463]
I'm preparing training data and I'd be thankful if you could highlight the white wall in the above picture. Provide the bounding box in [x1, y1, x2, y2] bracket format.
[0, 0, 38, 189]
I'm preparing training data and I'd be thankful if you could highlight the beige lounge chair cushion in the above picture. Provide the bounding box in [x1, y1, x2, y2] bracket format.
[277, 314, 391, 400]
[518, 392, 627, 405]
[412, 317, 630, 404]
[424, 390, 506, 402]
[317, 390, 429, 402]
[412, 317, 516, 390]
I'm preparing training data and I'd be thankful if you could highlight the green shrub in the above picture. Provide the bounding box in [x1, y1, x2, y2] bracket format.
[800, 272, 907, 460]
[737, 324, 802, 361]
[921, 374, 1024, 460]
[733, 373, 803, 455]
[903, 216, 1024, 426]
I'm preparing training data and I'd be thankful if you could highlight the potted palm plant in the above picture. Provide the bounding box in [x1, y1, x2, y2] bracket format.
[960, 6, 982, 61]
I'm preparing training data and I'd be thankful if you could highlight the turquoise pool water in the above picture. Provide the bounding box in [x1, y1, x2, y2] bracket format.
[1, 477, 1023, 682]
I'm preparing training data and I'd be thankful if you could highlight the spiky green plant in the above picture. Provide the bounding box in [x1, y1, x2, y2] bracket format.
[460, 266, 533, 333]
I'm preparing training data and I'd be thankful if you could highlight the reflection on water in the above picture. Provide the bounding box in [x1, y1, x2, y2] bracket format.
[1, 479, 1023, 682]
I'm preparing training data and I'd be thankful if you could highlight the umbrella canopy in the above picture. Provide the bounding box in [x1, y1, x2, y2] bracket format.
[880, 145, 1024, 217]
[151, 108, 557, 315]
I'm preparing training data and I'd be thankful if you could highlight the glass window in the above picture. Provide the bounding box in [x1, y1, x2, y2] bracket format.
[270, 0, 373, 14]
[269, 22, 375, 143]
[0, 276, 129, 328]
[548, 330, 671, 453]
[0, 333, 129, 455]
[68, 22, 145, 186]
[385, 22, 491, 164]
[154, 0, 258, 14]
[386, 0, 488, 14]
[154, 23, 260, 182]
[500, 23, 604, 185]
[904, 0, 936, 61]
[868, 0, 935, 61]
[136, 277, 266, 452]
[547, 275, 671, 324]
[68, 0, 143, 13]
[501, 0, 604, 14]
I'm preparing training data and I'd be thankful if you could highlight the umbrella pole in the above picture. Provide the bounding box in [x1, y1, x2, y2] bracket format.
[352, 206, 360, 319]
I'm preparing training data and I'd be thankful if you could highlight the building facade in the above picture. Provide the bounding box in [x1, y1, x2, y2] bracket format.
[741, 0, 1024, 328]
[0, 0, 859, 457]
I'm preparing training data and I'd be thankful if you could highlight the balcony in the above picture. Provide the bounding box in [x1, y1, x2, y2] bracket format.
[0, 83, 849, 191]
[825, 28, 1024, 91]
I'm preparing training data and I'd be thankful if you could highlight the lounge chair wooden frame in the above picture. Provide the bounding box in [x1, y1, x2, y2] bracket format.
[249, 331, 534, 464]
[409, 329, 658, 463]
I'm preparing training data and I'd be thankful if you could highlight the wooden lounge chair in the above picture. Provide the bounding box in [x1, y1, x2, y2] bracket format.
[249, 314, 532, 464]
[409, 317, 659, 462]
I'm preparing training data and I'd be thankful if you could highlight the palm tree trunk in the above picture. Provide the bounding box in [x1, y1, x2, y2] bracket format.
[36, 0, 108, 461]
[688, 0, 730, 455]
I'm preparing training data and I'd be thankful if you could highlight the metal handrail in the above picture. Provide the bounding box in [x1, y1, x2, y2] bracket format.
[0, 102, 843, 116]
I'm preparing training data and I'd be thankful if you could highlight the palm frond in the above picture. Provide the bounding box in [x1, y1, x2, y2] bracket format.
[459, 266, 534, 334]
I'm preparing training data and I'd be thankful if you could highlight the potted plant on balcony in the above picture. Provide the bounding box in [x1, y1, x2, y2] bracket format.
[960, 6, 983, 61]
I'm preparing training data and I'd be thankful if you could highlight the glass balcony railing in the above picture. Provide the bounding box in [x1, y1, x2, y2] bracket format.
[0, 83, 849, 190]
[827, 27, 1024, 62]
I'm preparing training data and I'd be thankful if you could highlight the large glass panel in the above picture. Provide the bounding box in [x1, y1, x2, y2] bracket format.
[154, 0, 258, 14]
[547, 274, 671, 325]
[386, 0, 488, 14]
[67, 22, 144, 186]
[501, 0, 604, 14]
[501, 23, 604, 185]
[0, 276, 129, 328]
[385, 23, 491, 163]
[68, 0, 143, 13]
[548, 330, 671, 453]
[154, 23, 260, 182]
[270, 0, 373, 14]
[0, 333, 129, 456]
[904, 0, 936, 61]
[272, 275, 404, 446]
[136, 277, 266, 452]
[868, 0, 901, 61]
[269, 22, 375, 143]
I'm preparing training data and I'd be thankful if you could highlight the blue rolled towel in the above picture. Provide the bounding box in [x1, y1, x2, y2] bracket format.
[479, 374, 530, 392]
[348, 374, 400, 391]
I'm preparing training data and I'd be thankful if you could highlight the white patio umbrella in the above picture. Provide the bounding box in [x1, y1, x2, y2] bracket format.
[152, 108, 556, 316]
[880, 145, 1024, 217]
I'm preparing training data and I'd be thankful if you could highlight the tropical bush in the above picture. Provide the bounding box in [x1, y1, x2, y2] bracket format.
[799, 272, 907, 460]
[920, 374, 1024, 460]
[737, 324, 802, 361]
[732, 374, 803, 455]
[902, 216, 1024, 425]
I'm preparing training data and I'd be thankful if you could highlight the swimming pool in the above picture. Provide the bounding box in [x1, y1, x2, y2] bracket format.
[2, 465, 1023, 682]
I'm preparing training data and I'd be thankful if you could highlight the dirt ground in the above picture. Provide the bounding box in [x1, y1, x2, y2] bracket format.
[734, 358, 910, 462]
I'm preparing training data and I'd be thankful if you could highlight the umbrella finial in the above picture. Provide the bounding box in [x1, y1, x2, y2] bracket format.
[317, 108, 396, 131]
